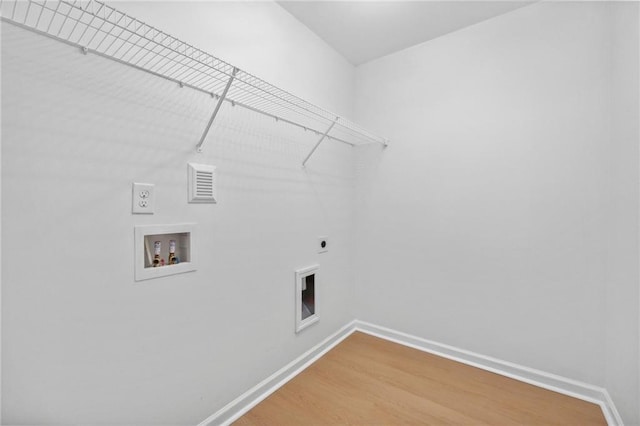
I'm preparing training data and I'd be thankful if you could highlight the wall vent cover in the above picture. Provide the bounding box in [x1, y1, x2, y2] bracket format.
[188, 163, 217, 203]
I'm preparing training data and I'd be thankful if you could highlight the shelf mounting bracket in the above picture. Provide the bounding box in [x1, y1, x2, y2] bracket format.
[196, 67, 238, 153]
[302, 118, 338, 167]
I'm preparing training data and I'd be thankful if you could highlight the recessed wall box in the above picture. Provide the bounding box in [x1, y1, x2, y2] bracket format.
[295, 265, 319, 333]
[188, 163, 217, 203]
[134, 223, 196, 281]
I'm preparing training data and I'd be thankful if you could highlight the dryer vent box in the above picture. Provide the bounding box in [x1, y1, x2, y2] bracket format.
[295, 265, 319, 333]
[188, 163, 217, 203]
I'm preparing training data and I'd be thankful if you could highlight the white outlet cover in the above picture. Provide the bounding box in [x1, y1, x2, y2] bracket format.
[318, 236, 328, 253]
[132, 183, 155, 214]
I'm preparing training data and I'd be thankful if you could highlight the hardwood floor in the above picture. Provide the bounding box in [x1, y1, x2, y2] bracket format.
[235, 332, 606, 425]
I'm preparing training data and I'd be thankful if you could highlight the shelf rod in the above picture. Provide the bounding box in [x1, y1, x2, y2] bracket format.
[196, 66, 238, 153]
[302, 118, 337, 167]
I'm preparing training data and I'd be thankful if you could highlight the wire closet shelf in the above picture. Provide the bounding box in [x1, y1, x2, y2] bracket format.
[1, 0, 389, 161]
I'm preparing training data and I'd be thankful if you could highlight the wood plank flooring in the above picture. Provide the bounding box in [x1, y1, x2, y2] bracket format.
[235, 332, 606, 425]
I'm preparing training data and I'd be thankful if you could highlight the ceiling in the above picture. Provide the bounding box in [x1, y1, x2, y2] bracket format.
[278, 1, 535, 66]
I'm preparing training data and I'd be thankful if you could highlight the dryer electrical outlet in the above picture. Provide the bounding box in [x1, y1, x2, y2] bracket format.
[318, 236, 328, 253]
[132, 183, 155, 214]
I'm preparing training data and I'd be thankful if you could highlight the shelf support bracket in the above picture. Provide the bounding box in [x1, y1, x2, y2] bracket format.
[196, 67, 238, 153]
[302, 118, 338, 167]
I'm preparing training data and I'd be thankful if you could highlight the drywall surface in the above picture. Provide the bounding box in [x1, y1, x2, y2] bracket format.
[0, 27, 3, 426]
[606, 2, 640, 423]
[115, 1, 355, 119]
[1, 2, 356, 424]
[355, 2, 638, 423]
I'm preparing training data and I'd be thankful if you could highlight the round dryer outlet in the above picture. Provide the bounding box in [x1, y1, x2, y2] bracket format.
[318, 236, 328, 254]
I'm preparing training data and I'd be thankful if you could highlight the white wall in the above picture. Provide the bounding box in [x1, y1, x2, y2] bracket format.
[354, 2, 638, 424]
[1, 2, 356, 424]
[115, 1, 355, 119]
[607, 2, 640, 423]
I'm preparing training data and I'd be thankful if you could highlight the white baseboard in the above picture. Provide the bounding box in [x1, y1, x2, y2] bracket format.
[198, 320, 623, 426]
[197, 321, 357, 426]
[353, 320, 623, 426]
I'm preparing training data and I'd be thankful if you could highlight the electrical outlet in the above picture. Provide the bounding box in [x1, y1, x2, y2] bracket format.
[132, 183, 155, 214]
[318, 236, 328, 254]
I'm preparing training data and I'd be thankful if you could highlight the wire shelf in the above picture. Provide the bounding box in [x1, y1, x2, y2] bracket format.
[1, 0, 389, 158]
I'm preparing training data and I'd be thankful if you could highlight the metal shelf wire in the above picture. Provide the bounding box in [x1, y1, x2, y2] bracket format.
[1, 0, 389, 161]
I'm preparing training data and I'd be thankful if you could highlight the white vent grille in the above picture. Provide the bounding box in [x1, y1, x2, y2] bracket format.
[188, 163, 217, 203]
[195, 171, 214, 198]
